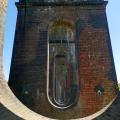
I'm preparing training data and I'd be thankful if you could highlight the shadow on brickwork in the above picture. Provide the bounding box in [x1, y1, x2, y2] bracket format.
[0, 92, 120, 120]
[0, 104, 23, 120]
[94, 92, 120, 120]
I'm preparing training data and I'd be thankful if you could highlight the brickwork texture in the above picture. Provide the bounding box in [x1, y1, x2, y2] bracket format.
[8, 1, 119, 119]
[0, 0, 120, 120]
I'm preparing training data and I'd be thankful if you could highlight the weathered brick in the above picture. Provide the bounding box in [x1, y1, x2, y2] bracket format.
[0, 0, 118, 120]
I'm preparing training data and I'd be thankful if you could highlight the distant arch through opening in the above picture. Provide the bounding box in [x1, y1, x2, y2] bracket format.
[47, 19, 79, 109]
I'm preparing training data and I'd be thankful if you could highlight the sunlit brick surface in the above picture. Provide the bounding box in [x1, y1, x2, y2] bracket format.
[8, 1, 119, 119]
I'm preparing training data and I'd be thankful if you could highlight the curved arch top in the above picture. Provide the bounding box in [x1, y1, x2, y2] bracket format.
[47, 19, 79, 109]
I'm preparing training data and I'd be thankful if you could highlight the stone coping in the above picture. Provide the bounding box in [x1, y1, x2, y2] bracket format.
[15, 1, 108, 8]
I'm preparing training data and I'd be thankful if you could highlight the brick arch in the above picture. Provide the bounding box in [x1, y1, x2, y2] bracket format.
[47, 18, 79, 109]
[48, 19, 75, 40]
[48, 18, 75, 30]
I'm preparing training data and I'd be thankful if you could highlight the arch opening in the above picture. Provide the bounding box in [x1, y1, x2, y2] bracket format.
[47, 19, 79, 109]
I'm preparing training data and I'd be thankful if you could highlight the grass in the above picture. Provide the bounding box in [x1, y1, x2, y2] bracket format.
[118, 84, 120, 91]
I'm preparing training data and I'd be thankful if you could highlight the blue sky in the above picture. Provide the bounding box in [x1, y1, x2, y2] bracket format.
[3, 0, 120, 83]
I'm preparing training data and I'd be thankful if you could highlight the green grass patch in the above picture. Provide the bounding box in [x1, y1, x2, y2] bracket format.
[118, 84, 120, 91]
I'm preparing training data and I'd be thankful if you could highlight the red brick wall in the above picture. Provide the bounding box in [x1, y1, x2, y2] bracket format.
[78, 26, 118, 117]
[8, 2, 119, 119]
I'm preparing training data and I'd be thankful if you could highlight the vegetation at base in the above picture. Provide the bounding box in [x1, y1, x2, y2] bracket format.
[118, 84, 120, 91]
